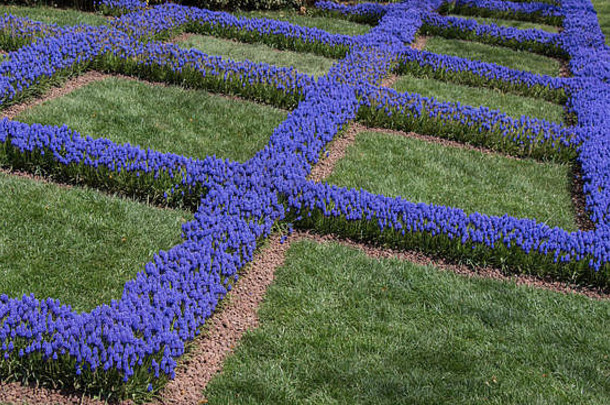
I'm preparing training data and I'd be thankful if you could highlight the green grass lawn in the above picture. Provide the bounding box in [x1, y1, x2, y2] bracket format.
[0, 172, 191, 313]
[175, 34, 336, 78]
[446, 14, 560, 33]
[234, 10, 371, 36]
[0, 5, 107, 26]
[392, 73, 565, 123]
[205, 240, 610, 404]
[16, 77, 288, 162]
[325, 131, 576, 230]
[424, 36, 561, 77]
[592, 0, 610, 46]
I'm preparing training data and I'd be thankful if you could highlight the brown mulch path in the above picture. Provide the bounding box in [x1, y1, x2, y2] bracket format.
[380, 74, 398, 87]
[167, 32, 192, 44]
[157, 233, 293, 405]
[559, 60, 571, 78]
[381, 35, 427, 88]
[572, 164, 595, 231]
[412, 35, 428, 51]
[0, 382, 113, 405]
[308, 121, 359, 182]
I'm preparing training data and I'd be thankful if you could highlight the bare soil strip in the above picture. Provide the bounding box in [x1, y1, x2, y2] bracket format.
[412, 35, 428, 51]
[572, 164, 596, 231]
[308, 121, 359, 182]
[158, 233, 293, 404]
[380, 73, 399, 87]
[168, 32, 193, 44]
[559, 60, 571, 78]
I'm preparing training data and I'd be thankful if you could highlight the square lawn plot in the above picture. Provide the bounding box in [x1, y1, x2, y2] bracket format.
[174, 34, 337, 78]
[324, 130, 577, 231]
[0, 171, 192, 313]
[205, 239, 610, 404]
[16, 77, 289, 163]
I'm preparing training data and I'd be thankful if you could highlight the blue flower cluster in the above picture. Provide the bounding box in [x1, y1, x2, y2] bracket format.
[97, 0, 146, 16]
[395, 44, 575, 103]
[0, 13, 66, 49]
[442, 0, 563, 25]
[357, 83, 578, 160]
[558, 0, 610, 233]
[0, 119, 235, 203]
[104, 38, 315, 108]
[453, 0, 562, 17]
[422, 12, 564, 56]
[110, 3, 357, 57]
[313, 1, 387, 24]
[1, 0, 610, 399]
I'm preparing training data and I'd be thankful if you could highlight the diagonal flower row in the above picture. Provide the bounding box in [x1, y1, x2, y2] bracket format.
[0, 0, 609, 399]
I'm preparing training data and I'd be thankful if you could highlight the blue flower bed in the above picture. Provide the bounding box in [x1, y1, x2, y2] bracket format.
[394, 45, 574, 103]
[313, 1, 388, 24]
[1, 0, 610, 400]
[438, 0, 563, 25]
[421, 12, 565, 57]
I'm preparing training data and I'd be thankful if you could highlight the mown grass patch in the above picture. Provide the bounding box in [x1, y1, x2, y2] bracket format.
[0, 171, 191, 313]
[175, 34, 336, 77]
[592, 0, 610, 46]
[233, 10, 371, 36]
[424, 36, 561, 77]
[446, 14, 560, 33]
[325, 131, 576, 230]
[392, 73, 565, 123]
[0, 5, 107, 26]
[205, 240, 610, 404]
[16, 77, 288, 162]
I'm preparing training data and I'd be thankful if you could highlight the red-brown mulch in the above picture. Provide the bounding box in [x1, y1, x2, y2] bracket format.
[571, 164, 596, 231]
[381, 35, 428, 88]
[157, 233, 293, 404]
[308, 121, 359, 182]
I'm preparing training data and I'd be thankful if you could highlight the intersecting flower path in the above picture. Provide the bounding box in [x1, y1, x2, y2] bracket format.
[0, 0, 609, 401]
